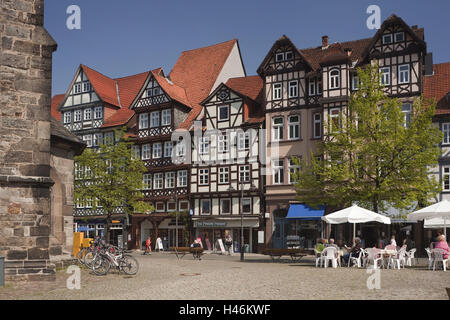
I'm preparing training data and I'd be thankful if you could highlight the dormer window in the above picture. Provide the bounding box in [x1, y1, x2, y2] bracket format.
[83, 82, 91, 92]
[382, 34, 393, 44]
[329, 69, 340, 89]
[275, 53, 285, 62]
[285, 51, 294, 60]
[394, 32, 405, 42]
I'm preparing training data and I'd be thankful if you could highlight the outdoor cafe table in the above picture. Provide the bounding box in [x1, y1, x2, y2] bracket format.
[377, 249, 397, 269]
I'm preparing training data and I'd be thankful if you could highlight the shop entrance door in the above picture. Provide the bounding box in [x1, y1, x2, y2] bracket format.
[273, 218, 288, 248]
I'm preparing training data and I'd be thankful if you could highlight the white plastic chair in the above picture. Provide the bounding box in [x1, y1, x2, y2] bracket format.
[389, 247, 407, 269]
[406, 248, 417, 266]
[322, 247, 338, 268]
[425, 248, 433, 270]
[348, 249, 364, 268]
[431, 248, 448, 271]
[364, 248, 382, 269]
[314, 248, 324, 268]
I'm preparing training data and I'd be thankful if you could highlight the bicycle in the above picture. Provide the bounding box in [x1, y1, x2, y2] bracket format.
[91, 245, 139, 276]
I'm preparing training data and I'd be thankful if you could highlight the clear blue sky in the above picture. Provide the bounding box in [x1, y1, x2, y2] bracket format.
[45, 0, 450, 96]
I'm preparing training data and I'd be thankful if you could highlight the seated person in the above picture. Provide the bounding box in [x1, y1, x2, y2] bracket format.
[325, 238, 339, 249]
[434, 235, 449, 261]
[315, 238, 325, 255]
[343, 237, 363, 264]
[191, 239, 202, 260]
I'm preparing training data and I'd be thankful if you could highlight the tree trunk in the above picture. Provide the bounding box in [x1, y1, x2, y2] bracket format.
[105, 215, 111, 244]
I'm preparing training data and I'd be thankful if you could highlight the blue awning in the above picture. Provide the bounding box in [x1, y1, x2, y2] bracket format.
[77, 226, 94, 232]
[286, 204, 325, 220]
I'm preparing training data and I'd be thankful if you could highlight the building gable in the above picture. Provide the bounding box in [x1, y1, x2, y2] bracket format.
[257, 35, 312, 76]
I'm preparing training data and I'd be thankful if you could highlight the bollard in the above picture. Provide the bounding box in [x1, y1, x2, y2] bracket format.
[0, 255, 4, 287]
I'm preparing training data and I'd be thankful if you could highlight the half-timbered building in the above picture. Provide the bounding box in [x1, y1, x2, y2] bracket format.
[260, 14, 429, 249]
[128, 39, 246, 250]
[51, 65, 149, 245]
[426, 62, 450, 202]
[190, 76, 264, 253]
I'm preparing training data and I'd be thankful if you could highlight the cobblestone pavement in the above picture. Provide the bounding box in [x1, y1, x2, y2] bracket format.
[0, 252, 449, 300]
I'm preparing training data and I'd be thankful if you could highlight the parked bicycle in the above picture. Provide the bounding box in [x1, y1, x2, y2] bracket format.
[90, 244, 139, 276]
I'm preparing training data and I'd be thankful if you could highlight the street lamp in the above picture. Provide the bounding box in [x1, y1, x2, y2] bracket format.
[172, 191, 178, 247]
[229, 182, 258, 261]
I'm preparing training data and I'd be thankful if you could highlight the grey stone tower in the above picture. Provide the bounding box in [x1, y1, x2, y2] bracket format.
[0, 0, 58, 281]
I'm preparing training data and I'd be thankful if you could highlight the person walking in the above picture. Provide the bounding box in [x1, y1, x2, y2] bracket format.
[224, 234, 233, 256]
[143, 236, 152, 255]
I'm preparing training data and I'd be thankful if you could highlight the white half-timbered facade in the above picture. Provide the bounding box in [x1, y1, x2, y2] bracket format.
[190, 76, 264, 252]
[52, 65, 149, 245]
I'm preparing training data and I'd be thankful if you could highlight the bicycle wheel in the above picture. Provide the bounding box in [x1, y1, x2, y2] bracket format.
[84, 251, 95, 268]
[92, 256, 111, 276]
[77, 248, 87, 265]
[120, 255, 139, 275]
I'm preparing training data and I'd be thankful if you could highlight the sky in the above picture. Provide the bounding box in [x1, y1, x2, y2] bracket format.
[45, 0, 450, 96]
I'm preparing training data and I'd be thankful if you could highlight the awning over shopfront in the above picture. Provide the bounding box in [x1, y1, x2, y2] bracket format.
[77, 226, 95, 232]
[286, 204, 325, 220]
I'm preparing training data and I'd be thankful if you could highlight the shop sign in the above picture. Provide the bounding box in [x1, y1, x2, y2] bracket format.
[194, 221, 227, 228]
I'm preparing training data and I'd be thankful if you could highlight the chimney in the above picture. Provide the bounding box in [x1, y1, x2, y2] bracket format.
[411, 25, 418, 30]
[322, 35, 328, 49]
[344, 48, 352, 56]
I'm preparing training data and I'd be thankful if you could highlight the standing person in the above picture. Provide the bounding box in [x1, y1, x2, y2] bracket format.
[390, 235, 397, 247]
[143, 236, 152, 255]
[224, 234, 233, 256]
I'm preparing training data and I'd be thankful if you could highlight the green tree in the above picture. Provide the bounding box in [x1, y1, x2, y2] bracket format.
[292, 64, 442, 213]
[74, 127, 154, 243]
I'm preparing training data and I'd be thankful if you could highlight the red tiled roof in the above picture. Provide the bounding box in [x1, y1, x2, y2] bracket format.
[51, 94, 65, 120]
[102, 70, 151, 128]
[177, 104, 204, 130]
[81, 65, 120, 107]
[170, 39, 239, 130]
[301, 38, 372, 71]
[225, 75, 263, 103]
[151, 68, 192, 108]
[115, 71, 151, 108]
[225, 76, 264, 124]
[424, 63, 450, 115]
[169, 39, 238, 104]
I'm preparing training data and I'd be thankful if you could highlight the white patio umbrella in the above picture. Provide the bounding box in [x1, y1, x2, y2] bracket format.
[408, 200, 450, 238]
[424, 217, 448, 229]
[322, 205, 391, 244]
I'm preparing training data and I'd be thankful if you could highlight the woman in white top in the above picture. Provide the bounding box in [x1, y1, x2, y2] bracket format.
[390, 235, 397, 247]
